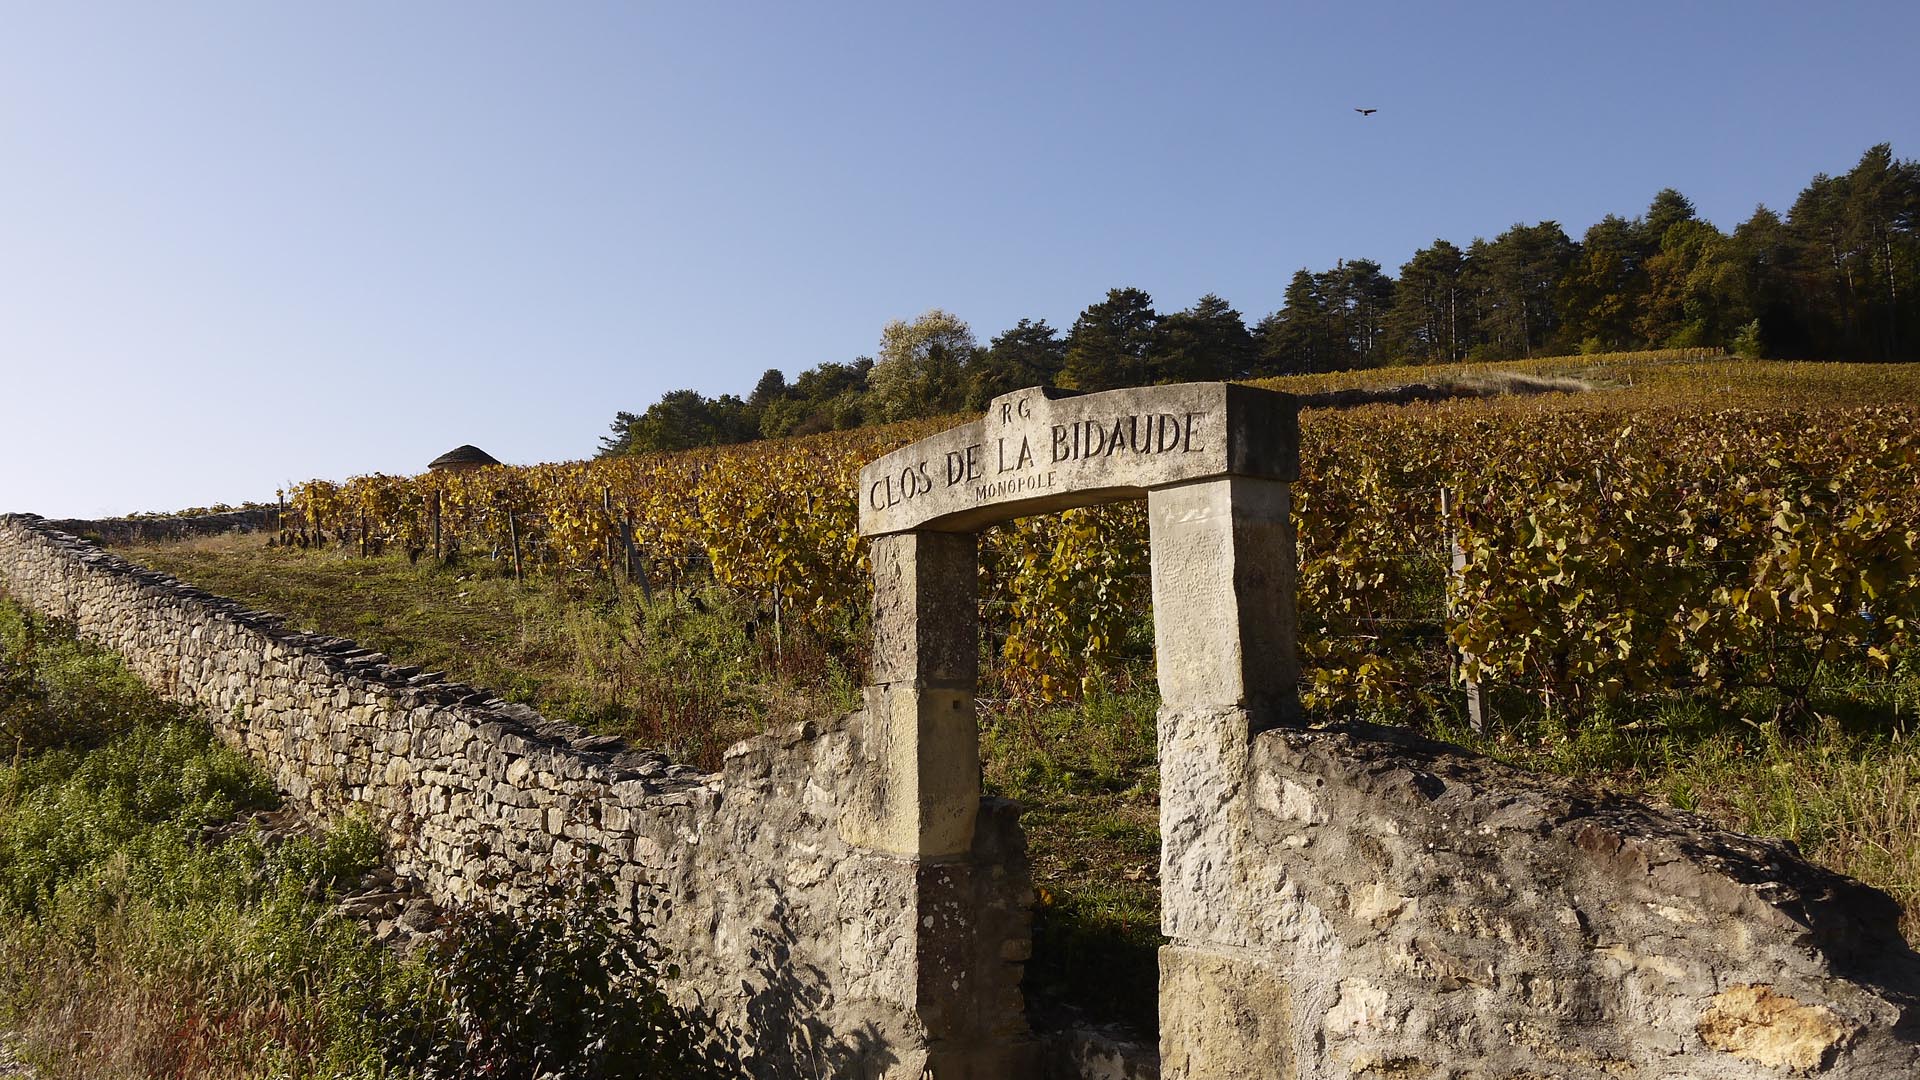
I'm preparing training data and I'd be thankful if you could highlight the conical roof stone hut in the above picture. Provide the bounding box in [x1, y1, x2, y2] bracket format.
[427, 445, 502, 472]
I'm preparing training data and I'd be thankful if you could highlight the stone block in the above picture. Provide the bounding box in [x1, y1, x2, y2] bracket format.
[1147, 476, 1296, 716]
[857, 383, 1298, 536]
[868, 530, 977, 689]
[840, 688, 979, 858]
[1158, 945, 1292, 1080]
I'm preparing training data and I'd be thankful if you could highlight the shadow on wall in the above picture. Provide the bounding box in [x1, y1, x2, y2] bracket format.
[741, 895, 897, 1080]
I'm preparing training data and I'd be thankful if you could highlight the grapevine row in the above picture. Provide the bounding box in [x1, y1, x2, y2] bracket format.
[285, 362, 1920, 715]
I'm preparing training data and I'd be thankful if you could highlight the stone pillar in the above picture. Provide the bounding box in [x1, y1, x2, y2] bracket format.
[1148, 475, 1300, 1079]
[842, 530, 1035, 1077]
[1147, 475, 1297, 714]
[844, 529, 980, 858]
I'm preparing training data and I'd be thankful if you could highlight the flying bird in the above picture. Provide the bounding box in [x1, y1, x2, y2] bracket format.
[1355, 108, 1377, 116]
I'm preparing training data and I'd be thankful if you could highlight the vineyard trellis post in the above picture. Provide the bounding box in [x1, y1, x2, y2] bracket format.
[1441, 486, 1486, 733]
[601, 486, 617, 591]
[771, 581, 784, 666]
[621, 511, 650, 602]
[431, 490, 443, 562]
[507, 508, 523, 582]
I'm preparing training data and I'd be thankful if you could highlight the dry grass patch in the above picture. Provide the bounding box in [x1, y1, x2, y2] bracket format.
[115, 537, 860, 769]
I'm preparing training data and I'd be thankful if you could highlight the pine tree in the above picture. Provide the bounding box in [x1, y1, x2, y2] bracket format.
[1387, 241, 1470, 363]
[1473, 222, 1577, 358]
[1061, 288, 1159, 390]
[1322, 260, 1395, 367]
[1153, 294, 1255, 381]
[1253, 270, 1334, 374]
[1559, 216, 1645, 352]
[967, 318, 1066, 407]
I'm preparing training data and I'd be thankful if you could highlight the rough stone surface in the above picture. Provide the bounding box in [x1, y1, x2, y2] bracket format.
[1158, 718, 1920, 1078]
[0, 514, 1034, 1079]
[1697, 985, 1858, 1071]
[859, 384, 1308, 1079]
[1040, 1021, 1161, 1080]
[1145, 476, 1296, 715]
[858, 383, 1299, 536]
[1159, 947, 1292, 1080]
[868, 531, 978, 689]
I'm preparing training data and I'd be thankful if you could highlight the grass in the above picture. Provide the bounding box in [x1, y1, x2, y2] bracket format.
[982, 682, 1162, 1033]
[0, 597, 410, 1079]
[121, 533, 861, 770]
[0, 596, 740, 1079]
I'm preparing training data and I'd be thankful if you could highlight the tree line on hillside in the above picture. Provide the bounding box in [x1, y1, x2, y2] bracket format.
[600, 144, 1920, 455]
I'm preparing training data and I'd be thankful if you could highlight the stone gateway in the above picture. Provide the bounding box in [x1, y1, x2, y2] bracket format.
[852, 382, 1310, 1076]
[848, 382, 1920, 1079]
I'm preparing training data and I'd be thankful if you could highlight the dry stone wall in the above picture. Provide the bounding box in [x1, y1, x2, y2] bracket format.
[1159, 718, 1920, 1078]
[42, 507, 281, 545]
[0, 514, 1034, 1079]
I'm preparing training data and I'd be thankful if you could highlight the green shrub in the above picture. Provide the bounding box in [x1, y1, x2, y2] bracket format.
[0, 720, 280, 917]
[1730, 318, 1767, 359]
[1, 603, 171, 760]
[0, 599, 398, 1076]
[0, 595, 739, 1077]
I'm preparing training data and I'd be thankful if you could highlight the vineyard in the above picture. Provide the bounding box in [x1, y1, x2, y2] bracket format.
[280, 353, 1920, 722]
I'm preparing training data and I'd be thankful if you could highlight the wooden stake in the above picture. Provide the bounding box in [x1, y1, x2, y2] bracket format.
[358, 508, 367, 558]
[431, 491, 443, 561]
[772, 581, 784, 667]
[507, 509, 523, 582]
[1442, 487, 1486, 734]
[601, 486, 616, 582]
[623, 512, 652, 603]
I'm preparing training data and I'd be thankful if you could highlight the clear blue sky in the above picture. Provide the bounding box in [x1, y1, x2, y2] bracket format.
[4, 1, 1916, 518]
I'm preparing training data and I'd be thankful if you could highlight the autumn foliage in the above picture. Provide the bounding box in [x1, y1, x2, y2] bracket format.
[288, 357, 1920, 718]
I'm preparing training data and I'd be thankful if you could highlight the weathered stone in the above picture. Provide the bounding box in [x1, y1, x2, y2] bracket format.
[857, 383, 1299, 536]
[850, 384, 1302, 1079]
[1146, 475, 1296, 715]
[868, 531, 977, 688]
[1040, 1023, 1161, 1080]
[37, 506, 280, 548]
[1697, 984, 1858, 1070]
[1158, 947, 1292, 1080]
[1202, 722, 1920, 1080]
[841, 687, 979, 858]
[849, 529, 981, 859]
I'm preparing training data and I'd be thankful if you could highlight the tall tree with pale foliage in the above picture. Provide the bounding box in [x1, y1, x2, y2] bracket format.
[867, 309, 977, 422]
